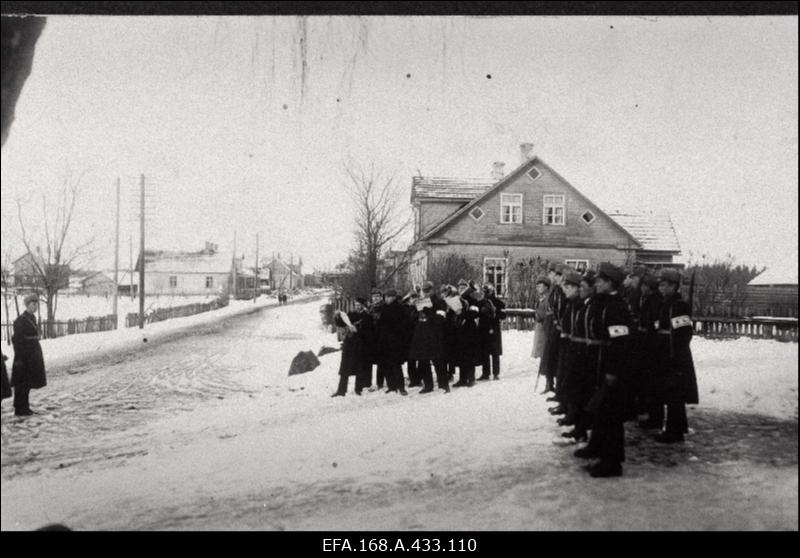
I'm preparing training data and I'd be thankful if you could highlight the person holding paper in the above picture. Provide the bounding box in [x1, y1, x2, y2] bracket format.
[408, 281, 450, 393]
[331, 297, 372, 397]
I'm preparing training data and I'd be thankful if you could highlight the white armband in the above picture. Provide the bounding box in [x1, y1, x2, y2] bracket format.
[671, 315, 692, 329]
[608, 325, 629, 338]
[469, 306, 479, 312]
[436, 310, 446, 317]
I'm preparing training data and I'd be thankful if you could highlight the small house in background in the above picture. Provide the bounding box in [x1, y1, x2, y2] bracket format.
[136, 242, 239, 296]
[80, 271, 116, 297]
[408, 143, 682, 296]
[746, 255, 799, 317]
[267, 255, 304, 291]
[12, 252, 70, 290]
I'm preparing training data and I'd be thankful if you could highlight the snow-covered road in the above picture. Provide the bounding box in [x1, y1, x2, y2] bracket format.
[1, 298, 797, 530]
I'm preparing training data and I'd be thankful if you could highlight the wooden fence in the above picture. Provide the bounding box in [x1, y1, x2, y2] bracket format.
[2, 314, 118, 342]
[501, 309, 798, 342]
[125, 297, 228, 328]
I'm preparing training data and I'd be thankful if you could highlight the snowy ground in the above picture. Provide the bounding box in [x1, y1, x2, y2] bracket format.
[1, 297, 797, 531]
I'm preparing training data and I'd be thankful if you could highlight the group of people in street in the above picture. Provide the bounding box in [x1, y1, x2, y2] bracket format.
[1, 293, 48, 417]
[533, 262, 698, 478]
[332, 280, 506, 397]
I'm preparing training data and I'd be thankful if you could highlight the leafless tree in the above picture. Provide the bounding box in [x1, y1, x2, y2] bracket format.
[342, 160, 410, 296]
[15, 170, 95, 335]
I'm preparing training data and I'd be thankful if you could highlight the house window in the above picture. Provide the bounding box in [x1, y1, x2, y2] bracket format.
[565, 259, 589, 272]
[500, 194, 523, 224]
[527, 166, 542, 181]
[543, 195, 565, 225]
[483, 257, 508, 297]
[169, 276, 177, 288]
[470, 206, 485, 222]
[581, 210, 596, 224]
[205, 276, 214, 288]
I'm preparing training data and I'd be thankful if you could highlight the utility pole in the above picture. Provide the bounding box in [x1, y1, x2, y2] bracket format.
[113, 177, 120, 327]
[138, 174, 145, 329]
[254, 232, 259, 302]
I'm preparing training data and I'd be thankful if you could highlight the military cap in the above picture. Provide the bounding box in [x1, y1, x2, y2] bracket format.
[370, 288, 382, 296]
[384, 288, 398, 297]
[597, 262, 625, 286]
[563, 271, 583, 286]
[457, 278, 469, 287]
[23, 293, 39, 305]
[422, 281, 434, 291]
[355, 296, 367, 305]
[658, 268, 682, 284]
[642, 274, 659, 289]
[535, 275, 551, 288]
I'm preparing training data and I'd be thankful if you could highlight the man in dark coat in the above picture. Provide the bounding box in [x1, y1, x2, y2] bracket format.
[541, 264, 566, 396]
[553, 271, 582, 421]
[478, 283, 506, 380]
[331, 297, 372, 397]
[452, 279, 480, 387]
[11, 294, 47, 416]
[375, 289, 409, 396]
[653, 268, 699, 443]
[574, 263, 632, 478]
[366, 289, 384, 390]
[408, 281, 449, 393]
[439, 284, 459, 381]
[474, 287, 496, 382]
[637, 273, 665, 429]
[402, 286, 423, 388]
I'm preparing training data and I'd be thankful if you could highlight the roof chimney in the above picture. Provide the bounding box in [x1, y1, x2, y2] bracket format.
[491, 162, 505, 181]
[520, 142, 535, 164]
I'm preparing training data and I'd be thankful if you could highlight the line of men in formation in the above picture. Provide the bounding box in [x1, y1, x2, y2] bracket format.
[332, 280, 507, 397]
[533, 262, 698, 478]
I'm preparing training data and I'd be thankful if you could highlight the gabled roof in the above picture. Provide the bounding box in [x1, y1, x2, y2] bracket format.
[604, 210, 681, 253]
[411, 176, 497, 203]
[418, 157, 641, 249]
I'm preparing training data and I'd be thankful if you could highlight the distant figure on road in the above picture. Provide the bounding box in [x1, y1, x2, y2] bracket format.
[11, 294, 47, 417]
[278, 291, 288, 305]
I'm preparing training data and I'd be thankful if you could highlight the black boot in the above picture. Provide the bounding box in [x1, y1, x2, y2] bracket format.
[589, 460, 623, 478]
[654, 431, 685, 443]
[574, 446, 600, 459]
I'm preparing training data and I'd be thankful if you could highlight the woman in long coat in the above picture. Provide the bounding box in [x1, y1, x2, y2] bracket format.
[331, 298, 372, 397]
[531, 277, 550, 359]
[11, 294, 47, 416]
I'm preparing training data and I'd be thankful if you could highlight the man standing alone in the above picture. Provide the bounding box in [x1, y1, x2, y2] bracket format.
[11, 294, 47, 416]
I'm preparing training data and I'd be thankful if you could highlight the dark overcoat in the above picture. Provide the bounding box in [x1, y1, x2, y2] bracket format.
[334, 310, 372, 377]
[408, 294, 447, 361]
[485, 294, 506, 355]
[654, 294, 699, 405]
[11, 311, 47, 390]
[375, 300, 411, 366]
[453, 295, 481, 367]
[1, 353, 10, 399]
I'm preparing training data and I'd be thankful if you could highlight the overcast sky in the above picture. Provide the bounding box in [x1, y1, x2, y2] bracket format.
[1, 15, 797, 273]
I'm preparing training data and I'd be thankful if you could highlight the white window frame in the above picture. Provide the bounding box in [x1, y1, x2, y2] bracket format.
[205, 276, 214, 288]
[580, 210, 596, 225]
[469, 205, 485, 222]
[543, 194, 566, 226]
[483, 257, 508, 297]
[565, 259, 589, 272]
[500, 194, 523, 224]
[169, 275, 178, 288]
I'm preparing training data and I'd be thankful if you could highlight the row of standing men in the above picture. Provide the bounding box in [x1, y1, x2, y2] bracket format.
[533, 262, 698, 478]
[332, 280, 506, 397]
